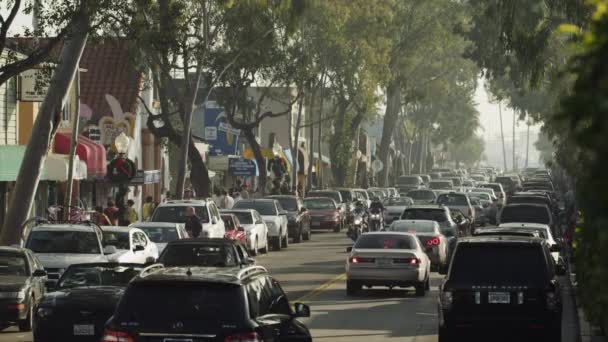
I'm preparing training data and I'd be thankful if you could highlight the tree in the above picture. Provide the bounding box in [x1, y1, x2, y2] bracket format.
[448, 134, 485, 168]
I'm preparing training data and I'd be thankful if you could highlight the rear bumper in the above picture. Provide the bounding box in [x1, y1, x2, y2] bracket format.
[0, 302, 27, 323]
[310, 220, 339, 229]
[347, 267, 424, 284]
[440, 310, 561, 330]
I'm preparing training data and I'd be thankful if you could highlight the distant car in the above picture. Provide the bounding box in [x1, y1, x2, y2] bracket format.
[345, 232, 431, 296]
[397, 175, 425, 193]
[462, 179, 477, 188]
[407, 189, 437, 204]
[429, 172, 443, 180]
[232, 199, 289, 251]
[220, 213, 247, 243]
[267, 195, 312, 243]
[468, 192, 496, 225]
[33, 263, 144, 341]
[382, 197, 414, 224]
[438, 236, 564, 342]
[436, 192, 476, 224]
[447, 177, 463, 189]
[221, 209, 269, 255]
[429, 180, 453, 190]
[103, 265, 312, 342]
[479, 182, 507, 207]
[24, 224, 113, 287]
[0, 246, 47, 332]
[158, 238, 254, 267]
[498, 222, 562, 263]
[387, 220, 448, 269]
[128, 222, 188, 254]
[368, 187, 390, 199]
[495, 176, 518, 195]
[401, 205, 458, 238]
[304, 197, 342, 232]
[150, 199, 226, 239]
[100, 226, 159, 264]
[307, 190, 345, 214]
[353, 188, 372, 208]
[498, 203, 554, 233]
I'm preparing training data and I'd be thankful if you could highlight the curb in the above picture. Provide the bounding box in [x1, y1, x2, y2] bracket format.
[569, 270, 606, 342]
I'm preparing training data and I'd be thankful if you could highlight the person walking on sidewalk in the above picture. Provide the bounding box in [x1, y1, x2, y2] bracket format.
[104, 200, 119, 225]
[124, 199, 138, 224]
[142, 196, 155, 221]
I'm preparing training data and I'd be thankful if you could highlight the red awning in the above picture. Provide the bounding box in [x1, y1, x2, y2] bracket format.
[54, 133, 107, 178]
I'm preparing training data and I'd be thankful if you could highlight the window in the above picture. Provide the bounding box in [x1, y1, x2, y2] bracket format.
[233, 201, 278, 216]
[500, 206, 551, 225]
[137, 226, 179, 243]
[303, 199, 336, 209]
[268, 278, 291, 315]
[151, 206, 209, 223]
[390, 221, 436, 233]
[131, 232, 141, 248]
[159, 244, 238, 267]
[27, 230, 101, 254]
[137, 232, 148, 247]
[401, 209, 447, 223]
[354, 234, 416, 250]
[0, 252, 28, 276]
[437, 194, 469, 206]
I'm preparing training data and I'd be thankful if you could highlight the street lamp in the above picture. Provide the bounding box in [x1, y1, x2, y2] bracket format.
[114, 132, 130, 154]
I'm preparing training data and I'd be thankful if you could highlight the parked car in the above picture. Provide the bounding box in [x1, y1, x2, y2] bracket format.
[158, 238, 254, 267]
[436, 192, 476, 225]
[267, 195, 311, 243]
[438, 236, 564, 341]
[232, 199, 289, 251]
[24, 223, 114, 287]
[387, 220, 448, 269]
[303, 197, 342, 232]
[33, 262, 145, 341]
[103, 265, 312, 342]
[128, 222, 188, 254]
[382, 197, 414, 225]
[221, 209, 269, 255]
[307, 190, 347, 225]
[150, 199, 226, 238]
[220, 213, 247, 243]
[100, 226, 159, 264]
[407, 189, 437, 204]
[0, 246, 47, 332]
[345, 232, 431, 296]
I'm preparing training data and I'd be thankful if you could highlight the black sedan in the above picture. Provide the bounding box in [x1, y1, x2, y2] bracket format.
[0, 246, 46, 332]
[266, 195, 311, 242]
[33, 263, 145, 341]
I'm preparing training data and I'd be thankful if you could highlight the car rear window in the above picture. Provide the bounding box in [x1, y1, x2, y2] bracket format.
[270, 197, 298, 211]
[26, 230, 101, 254]
[449, 244, 548, 284]
[136, 226, 179, 243]
[390, 222, 436, 233]
[151, 206, 209, 224]
[0, 252, 27, 276]
[401, 209, 447, 222]
[159, 244, 238, 267]
[308, 191, 341, 202]
[407, 190, 435, 200]
[225, 212, 253, 224]
[500, 206, 550, 224]
[398, 176, 421, 185]
[233, 201, 277, 216]
[354, 234, 416, 250]
[429, 181, 452, 189]
[115, 282, 245, 332]
[304, 198, 336, 209]
[437, 194, 468, 206]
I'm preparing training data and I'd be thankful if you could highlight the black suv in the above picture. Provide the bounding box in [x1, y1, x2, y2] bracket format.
[438, 236, 565, 342]
[158, 238, 254, 267]
[103, 266, 312, 341]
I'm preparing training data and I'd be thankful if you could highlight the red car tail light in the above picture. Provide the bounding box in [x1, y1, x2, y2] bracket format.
[349, 256, 374, 264]
[409, 257, 421, 265]
[426, 237, 441, 246]
[225, 332, 263, 342]
[101, 330, 135, 342]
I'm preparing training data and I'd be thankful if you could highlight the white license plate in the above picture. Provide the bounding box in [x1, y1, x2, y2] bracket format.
[488, 292, 510, 304]
[377, 258, 391, 266]
[73, 324, 94, 336]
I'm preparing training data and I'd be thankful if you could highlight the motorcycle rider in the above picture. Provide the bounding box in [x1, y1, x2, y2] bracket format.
[368, 197, 385, 231]
[348, 200, 368, 242]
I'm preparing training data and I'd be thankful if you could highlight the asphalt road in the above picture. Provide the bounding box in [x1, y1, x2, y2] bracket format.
[0, 230, 581, 341]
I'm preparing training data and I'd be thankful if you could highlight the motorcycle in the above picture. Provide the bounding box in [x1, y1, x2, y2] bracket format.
[347, 210, 368, 242]
[368, 209, 383, 231]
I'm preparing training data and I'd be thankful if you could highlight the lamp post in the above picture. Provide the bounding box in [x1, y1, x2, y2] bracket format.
[108, 133, 134, 224]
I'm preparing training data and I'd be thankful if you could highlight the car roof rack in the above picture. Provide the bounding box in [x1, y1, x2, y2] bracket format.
[140, 263, 164, 277]
[237, 265, 267, 279]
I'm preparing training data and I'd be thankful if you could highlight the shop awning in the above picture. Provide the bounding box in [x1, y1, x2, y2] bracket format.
[54, 132, 107, 178]
[0, 146, 87, 182]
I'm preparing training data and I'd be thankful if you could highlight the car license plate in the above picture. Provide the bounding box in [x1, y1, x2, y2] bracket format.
[164, 339, 193, 342]
[377, 258, 391, 266]
[488, 292, 510, 304]
[73, 324, 94, 336]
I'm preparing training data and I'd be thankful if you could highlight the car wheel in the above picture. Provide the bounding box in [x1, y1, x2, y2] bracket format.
[18, 298, 33, 332]
[260, 235, 269, 254]
[425, 275, 431, 290]
[438, 326, 453, 342]
[415, 280, 426, 297]
[251, 238, 258, 256]
[303, 226, 311, 241]
[281, 230, 289, 248]
[272, 236, 282, 251]
[293, 224, 302, 243]
[346, 280, 361, 296]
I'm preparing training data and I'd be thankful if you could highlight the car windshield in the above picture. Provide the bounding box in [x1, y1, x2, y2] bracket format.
[225, 212, 253, 224]
[389, 222, 436, 233]
[500, 206, 550, 224]
[407, 190, 435, 200]
[449, 244, 548, 285]
[429, 182, 451, 189]
[355, 234, 416, 250]
[115, 282, 245, 332]
[58, 265, 142, 288]
[437, 194, 468, 206]
[159, 244, 238, 267]
[304, 199, 336, 209]
[136, 226, 179, 243]
[221, 216, 237, 230]
[383, 197, 413, 206]
[402, 209, 447, 223]
[103, 231, 130, 250]
[308, 192, 341, 202]
[26, 230, 101, 254]
[469, 193, 491, 201]
[271, 197, 298, 211]
[398, 176, 420, 185]
[336, 190, 353, 202]
[233, 201, 277, 216]
[151, 206, 209, 224]
[0, 252, 27, 276]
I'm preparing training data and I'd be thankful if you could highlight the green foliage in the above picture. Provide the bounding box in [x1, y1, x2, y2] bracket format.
[447, 134, 485, 167]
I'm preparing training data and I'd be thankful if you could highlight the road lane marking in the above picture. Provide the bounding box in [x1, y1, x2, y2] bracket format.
[294, 273, 346, 303]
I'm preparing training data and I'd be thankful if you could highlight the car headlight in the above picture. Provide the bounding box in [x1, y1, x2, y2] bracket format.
[371, 214, 380, 219]
[0, 290, 26, 299]
[354, 219, 362, 225]
[37, 307, 53, 318]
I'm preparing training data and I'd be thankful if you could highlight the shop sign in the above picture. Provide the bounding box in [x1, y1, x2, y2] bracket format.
[20, 69, 49, 102]
[229, 158, 257, 176]
[202, 106, 239, 156]
[218, 122, 241, 135]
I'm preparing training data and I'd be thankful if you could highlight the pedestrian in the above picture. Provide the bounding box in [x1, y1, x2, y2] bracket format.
[103, 200, 118, 225]
[124, 199, 138, 224]
[221, 189, 235, 209]
[233, 191, 243, 202]
[185, 206, 202, 238]
[270, 179, 281, 195]
[142, 196, 155, 221]
[212, 188, 222, 207]
[94, 206, 111, 225]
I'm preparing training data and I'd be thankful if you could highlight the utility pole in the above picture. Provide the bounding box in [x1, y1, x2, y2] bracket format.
[63, 70, 81, 220]
[498, 101, 508, 172]
[525, 120, 530, 168]
[512, 109, 517, 172]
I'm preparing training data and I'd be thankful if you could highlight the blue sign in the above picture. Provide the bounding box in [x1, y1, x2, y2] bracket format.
[229, 158, 258, 176]
[193, 105, 239, 156]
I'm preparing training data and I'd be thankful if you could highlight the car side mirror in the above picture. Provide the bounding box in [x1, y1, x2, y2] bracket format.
[103, 245, 118, 255]
[133, 245, 145, 252]
[294, 302, 311, 318]
[33, 269, 47, 277]
[280, 210, 288, 216]
[346, 246, 353, 253]
[550, 244, 561, 253]
[212, 218, 218, 224]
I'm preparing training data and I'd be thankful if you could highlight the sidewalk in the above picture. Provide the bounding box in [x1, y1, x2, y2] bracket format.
[569, 268, 606, 342]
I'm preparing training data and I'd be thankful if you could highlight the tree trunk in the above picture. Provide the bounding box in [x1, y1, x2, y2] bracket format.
[378, 80, 400, 186]
[498, 101, 508, 171]
[244, 129, 267, 195]
[307, 92, 315, 192]
[316, 79, 326, 189]
[0, 17, 89, 245]
[187, 139, 211, 197]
